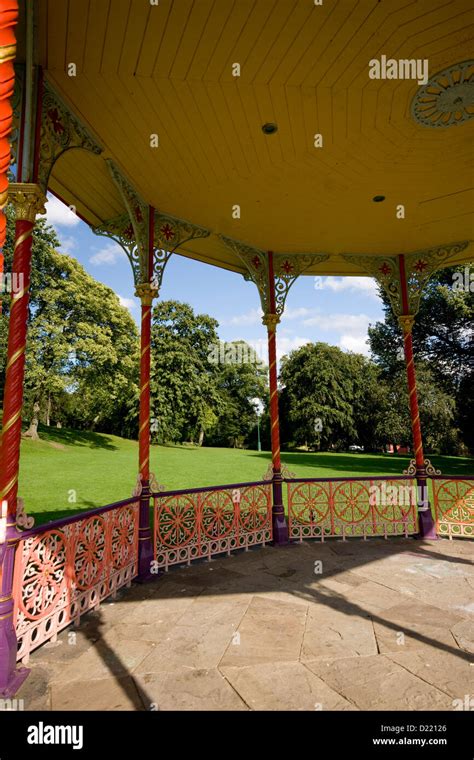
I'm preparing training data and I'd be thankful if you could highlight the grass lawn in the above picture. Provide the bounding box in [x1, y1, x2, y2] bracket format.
[17, 425, 474, 525]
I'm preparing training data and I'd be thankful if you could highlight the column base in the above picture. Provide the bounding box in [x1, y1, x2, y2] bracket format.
[415, 509, 438, 540]
[136, 535, 156, 583]
[272, 511, 289, 546]
[0, 666, 30, 698]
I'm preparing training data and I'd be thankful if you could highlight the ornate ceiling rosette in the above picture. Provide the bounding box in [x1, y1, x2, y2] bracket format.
[153, 211, 210, 290]
[411, 60, 474, 128]
[38, 80, 103, 191]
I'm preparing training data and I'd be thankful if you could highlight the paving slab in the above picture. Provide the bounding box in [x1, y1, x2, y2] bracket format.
[15, 537, 473, 711]
[133, 668, 247, 711]
[220, 661, 357, 710]
[306, 655, 454, 710]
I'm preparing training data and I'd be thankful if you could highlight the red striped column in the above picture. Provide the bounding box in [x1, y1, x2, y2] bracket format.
[134, 277, 157, 581]
[0, 184, 45, 695]
[263, 252, 288, 545]
[0, 0, 18, 312]
[398, 255, 436, 539]
[0, 185, 45, 515]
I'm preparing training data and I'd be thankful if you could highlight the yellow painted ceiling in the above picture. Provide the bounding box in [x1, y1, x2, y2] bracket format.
[20, 0, 474, 274]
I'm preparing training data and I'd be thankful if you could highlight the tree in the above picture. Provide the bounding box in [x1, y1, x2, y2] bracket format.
[150, 301, 222, 444]
[0, 206, 140, 437]
[369, 265, 473, 452]
[279, 343, 374, 450]
[206, 342, 268, 448]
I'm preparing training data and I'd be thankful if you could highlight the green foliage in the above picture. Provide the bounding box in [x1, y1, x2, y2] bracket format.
[369, 264, 473, 453]
[0, 207, 140, 437]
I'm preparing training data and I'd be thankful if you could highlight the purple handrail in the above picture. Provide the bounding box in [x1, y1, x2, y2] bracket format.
[17, 495, 140, 541]
[151, 480, 271, 498]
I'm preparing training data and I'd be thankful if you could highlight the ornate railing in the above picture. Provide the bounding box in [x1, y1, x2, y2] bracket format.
[432, 476, 474, 539]
[153, 481, 272, 570]
[12, 497, 139, 663]
[287, 476, 418, 541]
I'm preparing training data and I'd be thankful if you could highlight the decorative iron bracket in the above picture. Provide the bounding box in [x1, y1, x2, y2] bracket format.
[342, 241, 469, 317]
[219, 235, 328, 318]
[38, 80, 103, 192]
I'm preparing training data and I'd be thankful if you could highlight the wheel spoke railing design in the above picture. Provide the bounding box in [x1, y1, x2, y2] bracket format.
[12, 497, 139, 663]
[153, 481, 272, 570]
[288, 476, 419, 541]
[432, 476, 474, 539]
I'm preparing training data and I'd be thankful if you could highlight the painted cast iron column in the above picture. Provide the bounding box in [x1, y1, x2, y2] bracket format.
[0, 185, 45, 512]
[263, 252, 288, 545]
[133, 207, 157, 581]
[0, 184, 45, 695]
[398, 255, 436, 539]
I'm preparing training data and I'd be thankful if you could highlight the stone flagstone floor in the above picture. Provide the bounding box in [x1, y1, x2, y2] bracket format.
[17, 537, 474, 711]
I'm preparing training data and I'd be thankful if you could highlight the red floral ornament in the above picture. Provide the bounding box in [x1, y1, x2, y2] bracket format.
[47, 107, 65, 134]
[252, 256, 261, 269]
[379, 262, 391, 276]
[123, 223, 134, 239]
[160, 223, 175, 241]
[281, 259, 294, 274]
[414, 259, 428, 272]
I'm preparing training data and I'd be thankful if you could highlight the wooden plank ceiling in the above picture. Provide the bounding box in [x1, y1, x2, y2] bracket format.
[22, 0, 474, 274]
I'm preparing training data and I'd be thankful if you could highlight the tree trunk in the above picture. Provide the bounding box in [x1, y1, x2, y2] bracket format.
[45, 395, 51, 426]
[24, 402, 40, 440]
[198, 428, 204, 447]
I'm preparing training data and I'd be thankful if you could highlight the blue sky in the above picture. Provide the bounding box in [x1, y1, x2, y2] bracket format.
[42, 194, 385, 362]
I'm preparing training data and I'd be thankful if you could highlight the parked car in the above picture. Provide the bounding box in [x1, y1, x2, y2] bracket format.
[348, 444, 364, 452]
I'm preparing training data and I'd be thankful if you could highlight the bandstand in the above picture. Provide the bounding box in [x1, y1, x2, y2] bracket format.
[0, 0, 472, 699]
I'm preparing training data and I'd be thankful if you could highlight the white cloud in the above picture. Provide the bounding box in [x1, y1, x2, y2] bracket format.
[225, 308, 263, 326]
[89, 242, 125, 266]
[339, 333, 370, 355]
[302, 312, 371, 333]
[316, 276, 379, 297]
[42, 194, 81, 228]
[281, 306, 313, 320]
[118, 295, 137, 311]
[57, 235, 78, 255]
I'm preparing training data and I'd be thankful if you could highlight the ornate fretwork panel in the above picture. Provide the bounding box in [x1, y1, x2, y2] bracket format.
[106, 160, 149, 276]
[219, 236, 269, 313]
[94, 212, 143, 287]
[10, 65, 23, 179]
[38, 81, 103, 191]
[342, 241, 469, 317]
[219, 235, 328, 318]
[273, 253, 329, 316]
[403, 242, 469, 314]
[153, 211, 210, 289]
[341, 254, 402, 315]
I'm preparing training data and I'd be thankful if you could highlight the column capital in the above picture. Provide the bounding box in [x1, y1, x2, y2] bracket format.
[398, 314, 415, 335]
[8, 183, 46, 222]
[262, 313, 280, 329]
[135, 281, 158, 306]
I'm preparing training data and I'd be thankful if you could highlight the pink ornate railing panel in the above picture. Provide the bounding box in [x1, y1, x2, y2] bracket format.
[432, 478, 474, 539]
[12, 499, 139, 663]
[154, 482, 272, 569]
[288, 477, 418, 541]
